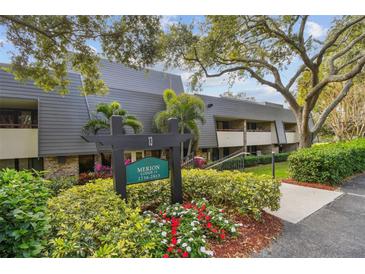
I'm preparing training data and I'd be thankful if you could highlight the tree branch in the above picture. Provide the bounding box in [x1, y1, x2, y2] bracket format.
[0, 15, 58, 44]
[312, 79, 353, 135]
[329, 32, 365, 74]
[316, 16, 365, 66]
[306, 54, 365, 100]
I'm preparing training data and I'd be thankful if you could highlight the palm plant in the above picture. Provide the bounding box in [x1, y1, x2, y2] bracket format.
[83, 101, 143, 134]
[154, 89, 205, 161]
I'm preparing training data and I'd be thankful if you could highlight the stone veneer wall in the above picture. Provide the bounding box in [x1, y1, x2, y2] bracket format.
[44, 156, 79, 178]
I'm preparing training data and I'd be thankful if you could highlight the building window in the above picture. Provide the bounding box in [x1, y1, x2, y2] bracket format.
[212, 148, 219, 161]
[151, 150, 161, 158]
[247, 122, 257, 131]
[0, 158, 43, 171]
[79, 155, 95, 173]
[101, 153, 112, 166]
[135, 151, 143, 161]
[247, 145, 258, 155]
[28, 158, 44, 171]
[0, 109, 38, 128]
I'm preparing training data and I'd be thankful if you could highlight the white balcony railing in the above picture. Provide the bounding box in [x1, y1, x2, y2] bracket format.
[246, 131, 272, 146]
[286, 132, 299, 143]
[216, 131, 244, 147]
[217, 130, 276, 147]
[0, 128, 38, 159]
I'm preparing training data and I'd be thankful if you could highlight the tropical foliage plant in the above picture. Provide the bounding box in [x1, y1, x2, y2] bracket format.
[154, 89, 205, 160]
[83, 101, 143, 134]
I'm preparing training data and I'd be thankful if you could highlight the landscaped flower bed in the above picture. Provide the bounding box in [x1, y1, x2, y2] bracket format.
[144, 199, 240, 258]
[0, 168, 282, 258]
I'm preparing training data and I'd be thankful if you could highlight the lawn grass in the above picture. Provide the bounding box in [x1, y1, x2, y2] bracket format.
[243, 161, 289, 180]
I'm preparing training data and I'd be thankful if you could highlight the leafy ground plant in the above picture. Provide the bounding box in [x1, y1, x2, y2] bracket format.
[144, 199, 241, 258]
[0, 169, 50, 257]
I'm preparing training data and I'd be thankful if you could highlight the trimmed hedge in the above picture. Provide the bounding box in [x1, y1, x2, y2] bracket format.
[182, 169, 280, 219]
[289, 138, 365, 185]
[47, 169, 280, 257]
[100, 169, 281, 219]
[218, 152, 290, 170]
[0, 169, 50, 257]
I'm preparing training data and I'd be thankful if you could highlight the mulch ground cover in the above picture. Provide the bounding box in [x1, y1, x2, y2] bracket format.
[209, 211, 283, 257]
[282, 178, 337, 191]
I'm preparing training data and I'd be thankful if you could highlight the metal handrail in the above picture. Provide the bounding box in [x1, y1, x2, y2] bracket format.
[204, 148, 251, 170]
[205, 151, 250, 170]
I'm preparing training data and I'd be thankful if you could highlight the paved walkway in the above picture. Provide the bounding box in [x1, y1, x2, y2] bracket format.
[257, 173, 365, 258]
[266, 183, 342, 223]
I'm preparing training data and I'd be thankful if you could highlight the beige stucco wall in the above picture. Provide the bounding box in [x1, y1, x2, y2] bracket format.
[0, 129, 38, 159]
[216, 131, 244, 147]
[286, 132, 299, 144]
[246, 132, 272, 146]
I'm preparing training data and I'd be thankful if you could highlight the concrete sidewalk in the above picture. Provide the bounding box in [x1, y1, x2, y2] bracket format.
[257, 174, 365, 257]
[266, 183, 343, 223]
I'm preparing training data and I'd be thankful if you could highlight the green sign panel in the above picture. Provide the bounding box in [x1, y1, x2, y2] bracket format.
[126, 157, 169, 185]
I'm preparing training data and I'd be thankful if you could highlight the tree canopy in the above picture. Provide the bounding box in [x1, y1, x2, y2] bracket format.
[160, 15, 365, 147]
[0, 16, 162, 95]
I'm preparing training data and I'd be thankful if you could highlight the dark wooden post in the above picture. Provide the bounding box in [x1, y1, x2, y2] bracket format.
[111, 115, 127, 199]
[168, 118, 183, 204]
[272, 151, 275, 179]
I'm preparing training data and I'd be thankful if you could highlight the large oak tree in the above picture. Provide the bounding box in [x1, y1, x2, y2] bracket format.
[0, 16, 161, 95]
[160, 16, 365, 148]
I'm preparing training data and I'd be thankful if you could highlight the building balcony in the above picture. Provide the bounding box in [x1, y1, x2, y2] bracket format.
[285, 132, 299, 144]
[0, 128, 38, 159]
[246, 131, 273, 146]
[217, 130, 275, 147]
[216, 130, 244, 147]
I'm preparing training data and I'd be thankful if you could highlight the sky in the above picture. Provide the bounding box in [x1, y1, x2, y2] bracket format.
[0, 16, 338, 105]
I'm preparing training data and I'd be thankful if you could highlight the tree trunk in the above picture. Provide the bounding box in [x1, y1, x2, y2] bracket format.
[298, 128, 312, 148]
[296, 110, 313, 149]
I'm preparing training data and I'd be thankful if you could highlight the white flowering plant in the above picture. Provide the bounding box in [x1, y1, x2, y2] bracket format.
[143, 199, 241, 258]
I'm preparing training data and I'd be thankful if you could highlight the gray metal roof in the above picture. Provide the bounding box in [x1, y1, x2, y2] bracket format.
[98, 59, 184, 95]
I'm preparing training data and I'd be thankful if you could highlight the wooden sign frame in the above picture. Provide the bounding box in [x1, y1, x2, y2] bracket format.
[82, 115, 191, 204]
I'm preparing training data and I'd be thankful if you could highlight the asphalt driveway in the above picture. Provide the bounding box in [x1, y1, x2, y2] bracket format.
[256, 173, 365, 258]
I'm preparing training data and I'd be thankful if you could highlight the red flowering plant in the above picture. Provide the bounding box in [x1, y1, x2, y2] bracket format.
[143, 198, 241, 258]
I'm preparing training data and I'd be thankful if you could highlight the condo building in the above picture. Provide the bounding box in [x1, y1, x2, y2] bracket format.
[0, 60, 299, 177]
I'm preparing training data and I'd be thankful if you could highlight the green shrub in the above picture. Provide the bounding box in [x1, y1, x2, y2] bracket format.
[182, 169, 280, 219]
[99, 169, 280, 219]
[47, 182, 159, 258]
[45, 176, 78, 196]
[0, 169, 50, 257]
[289, 138, 365, 185]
